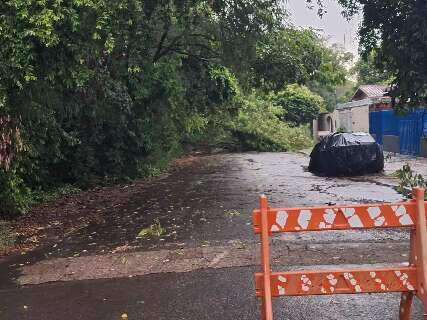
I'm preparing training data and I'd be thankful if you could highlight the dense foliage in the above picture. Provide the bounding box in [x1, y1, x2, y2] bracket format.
[273, 84, 325, 125]
[0, 0, 349, 215]
[395, 164, 427, 199]
[337, 0, 427, 108]
[254, 30, 349, 111]
[351, 51, 392, 85]
[230, 94, 312, 151]
[338, 50, 392, 103]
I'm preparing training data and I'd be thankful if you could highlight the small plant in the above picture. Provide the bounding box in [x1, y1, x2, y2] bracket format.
[0, 221, 15, 254]
[32, 184, 81, 204]
[136, 219, 166, 239]
[394, 164, 427, 199]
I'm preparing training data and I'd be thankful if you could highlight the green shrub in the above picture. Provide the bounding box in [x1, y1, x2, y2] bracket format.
[273, 84, 326, 125]
[0, 169, 31, 216]
[0, 1, 345, 216]
[230, 94, 313, 151]
[32, 184, 81, 204]
[394, 164, 427, 199]
[0, 220, 15, 254]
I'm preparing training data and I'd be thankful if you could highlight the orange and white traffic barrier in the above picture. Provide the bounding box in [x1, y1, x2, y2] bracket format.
[252, 187, 427, 320]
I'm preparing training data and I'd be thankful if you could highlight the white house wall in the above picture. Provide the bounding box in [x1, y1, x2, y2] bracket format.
[338, 109, 352, 132]
[351, 105, 370, 132]
[337, 106, 370, 133]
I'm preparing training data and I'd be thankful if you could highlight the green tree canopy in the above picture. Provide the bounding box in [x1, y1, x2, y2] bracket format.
[337, 0, 427, 108]
[273, 84, 325, 125]
[253, 29, 350, 111]
[351, 51, 393, 85]
[0, 0, 349, 215]
[254, 29, 348, 90]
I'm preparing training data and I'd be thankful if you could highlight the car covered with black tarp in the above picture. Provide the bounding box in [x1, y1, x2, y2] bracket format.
[309, 132, 384, 176]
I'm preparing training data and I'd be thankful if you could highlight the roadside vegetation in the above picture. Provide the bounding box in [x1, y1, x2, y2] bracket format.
[0, 1, 350, 216]
[0, 220, 15, 255]
[1, 1, 426, 217]
[395, 164, 427, 199]
[334, 0, 427, 110]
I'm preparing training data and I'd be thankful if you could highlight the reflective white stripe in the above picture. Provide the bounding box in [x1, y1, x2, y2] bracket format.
[342, 208, 364, 228]
[298, 210, 312, 230]
[276, 210, 288, 228]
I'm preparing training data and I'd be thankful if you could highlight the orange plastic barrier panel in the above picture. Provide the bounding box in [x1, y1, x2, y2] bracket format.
[256, 267, 417, 296]
[252, 187, 427, 320]
[253, 202, 419, 234]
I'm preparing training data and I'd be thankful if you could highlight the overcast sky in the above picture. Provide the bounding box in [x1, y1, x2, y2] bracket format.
[285, 0, 361, 57]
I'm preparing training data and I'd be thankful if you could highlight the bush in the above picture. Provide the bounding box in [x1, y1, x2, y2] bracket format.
[0, 169, 31, 216]
[0, 1, 346, 217]
[0, 220, 15, 254]
[273, 84, 325, 125]
[394, 164, 427, 199]
[229, 94, 313, 151]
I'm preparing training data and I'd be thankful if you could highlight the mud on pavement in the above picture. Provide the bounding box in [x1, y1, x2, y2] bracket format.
[1, 152, 425, 319]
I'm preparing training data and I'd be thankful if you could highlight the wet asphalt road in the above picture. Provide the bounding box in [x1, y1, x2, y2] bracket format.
[5, 269, 257, 320]
[1, 267, 424, 319]
[0, 152, 425, 319]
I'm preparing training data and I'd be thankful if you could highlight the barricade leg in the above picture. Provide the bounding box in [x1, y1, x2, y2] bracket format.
[261, 298, 266, 320]
[399, 230, 416, 320]
[259, 195, 273, 320]
[414, 188, 427, 319]
[399, 288, 414, 319]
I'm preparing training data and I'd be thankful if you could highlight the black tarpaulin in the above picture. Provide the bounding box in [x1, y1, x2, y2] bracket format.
[309, 132, 384, 176]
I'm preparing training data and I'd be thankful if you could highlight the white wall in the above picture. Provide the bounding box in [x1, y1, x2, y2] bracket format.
[351, 105, 370, 132]
[338, 109, 352, 132]
[312, 119, 319, 141]
[337, 106, 369, 133]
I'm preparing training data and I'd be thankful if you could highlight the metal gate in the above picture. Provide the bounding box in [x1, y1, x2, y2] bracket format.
[399, 113, 423, 155]
[369, 109, 426, 156]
